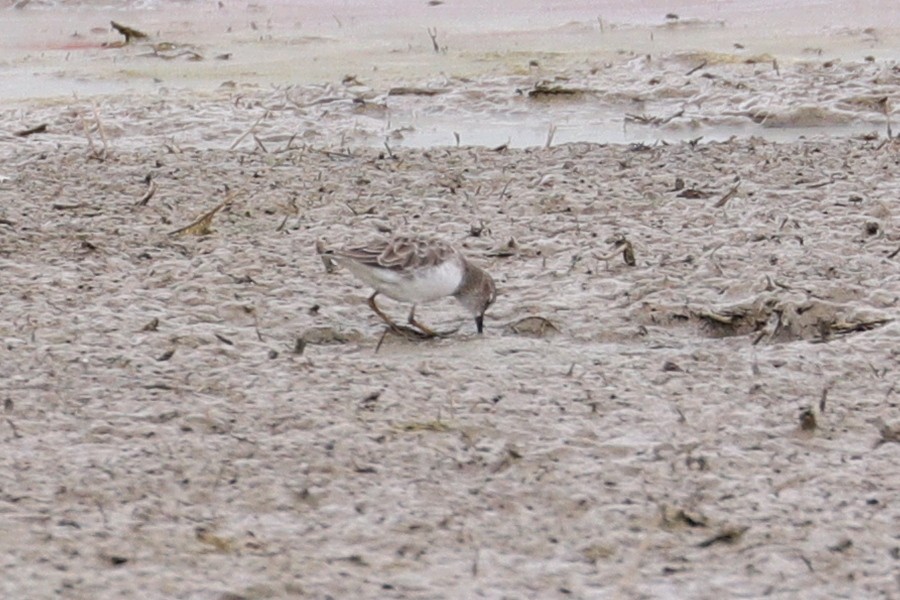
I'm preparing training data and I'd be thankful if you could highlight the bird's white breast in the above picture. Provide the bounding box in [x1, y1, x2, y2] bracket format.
[341, 256, 464, 304]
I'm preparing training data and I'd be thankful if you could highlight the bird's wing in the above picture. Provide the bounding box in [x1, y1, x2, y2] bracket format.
[335, 236, 457, 271]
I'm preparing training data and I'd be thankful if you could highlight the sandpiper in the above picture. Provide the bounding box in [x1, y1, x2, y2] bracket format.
[318, 235, 497, 336]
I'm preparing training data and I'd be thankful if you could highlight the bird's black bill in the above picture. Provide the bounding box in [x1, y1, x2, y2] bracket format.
[475, 315, 484, 334]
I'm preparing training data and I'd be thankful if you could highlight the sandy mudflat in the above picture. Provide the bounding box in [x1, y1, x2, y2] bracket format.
[2, 2, 900, 599]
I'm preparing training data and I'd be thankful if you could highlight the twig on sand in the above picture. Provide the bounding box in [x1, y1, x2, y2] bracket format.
[387, 87, 446, 97]
[697, 526, 749, 548]
[92, 102, 109, 158]
[14, 124, 47, 137]
[713, 181, 741, 208]
[528, 82, 595, 98]
[229, 112, 268, 150]
[496, 180, 511, 200]
[878, 97, 892, 139]
[252, 134, 268, 153]
[169, 191, 235, 236]
[383, 139, 395, 159]
[279, 132, 298, 153]
[135, 179, 158, 207]
[110, 21, 148, 44]
[427, 27, 440, 53]
[5, 418, 21, 439]
[319, 149, 354, 159]
[375, 328, 390, 353]
[545, 124, 558, 149]
[685, 60, 707, 76]
[806, 176, 836, 189]
[625, 109, 684, 126]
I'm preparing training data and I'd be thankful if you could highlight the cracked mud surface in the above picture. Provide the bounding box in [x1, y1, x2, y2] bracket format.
[2, 123, 899, 598]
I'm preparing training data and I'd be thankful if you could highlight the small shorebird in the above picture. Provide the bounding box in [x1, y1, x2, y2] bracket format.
[318, 235, 496, 337]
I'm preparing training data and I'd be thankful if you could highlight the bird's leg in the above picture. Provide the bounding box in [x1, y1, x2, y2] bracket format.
[365, 294, 435, 340]
[407, 305, 439, 338]
[367, 292, 404, 332]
